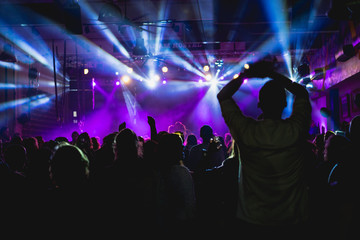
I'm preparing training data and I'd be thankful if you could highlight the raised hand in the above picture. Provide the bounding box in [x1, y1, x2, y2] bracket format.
[147, 116, 155, 127]
[243, 61, 274, 79]
[118, 122, 126, 131]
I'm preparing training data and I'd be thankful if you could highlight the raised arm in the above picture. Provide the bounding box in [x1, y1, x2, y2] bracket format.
[267, 71, 309, 99]
[217, 74, 247, 102]
[217, 61, 309, 102]
[147, 116, 157, 141]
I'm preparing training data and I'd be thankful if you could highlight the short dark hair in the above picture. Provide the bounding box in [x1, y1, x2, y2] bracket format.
[258, 80, 286, 111]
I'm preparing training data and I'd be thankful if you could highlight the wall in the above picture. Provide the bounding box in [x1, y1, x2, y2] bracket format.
[310, 20, 360, 132]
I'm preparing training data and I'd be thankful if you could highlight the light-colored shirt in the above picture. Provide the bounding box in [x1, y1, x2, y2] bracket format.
[219, 95, 311, 225]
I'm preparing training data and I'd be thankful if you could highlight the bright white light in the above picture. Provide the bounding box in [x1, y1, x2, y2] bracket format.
[162, 80, 167, 84]
[84, 68, 89, 75]
[152, 74, 160, 82]
[162, 66, 168, 73]
[121, 75, 131, 84]
[116, 81, 120, 86]
[127, 68, 133, 74]
[244, 63, 250, 69]
[115, 72, 119, 75]
[203, 65, 210, 72]
[198, 79, 203, 84]
[243, 78, 248, 84]
[233, 73, 239, 79]
[205, 74, 212, 81]
[147, 80, 157, 89]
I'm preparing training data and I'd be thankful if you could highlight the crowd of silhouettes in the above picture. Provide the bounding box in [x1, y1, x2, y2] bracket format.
[1, 65, 360, 238]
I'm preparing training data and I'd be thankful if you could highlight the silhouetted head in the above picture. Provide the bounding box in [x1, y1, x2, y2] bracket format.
[258, 80, 287, 119]
[186, 134, 197, 146]
[71, 131, 79, 142]
[158, 133, 184, 167]
[91, 137, 100, 151]
[76, 132, 92, 150]
[324, 134, 352, 163]
[349, 115, 360, 144]
[0, 126, 10, 141]
[50, 143, 89, 188]
[3, 144, 27, 172]
[200, 125, 214, 142]
[113, 128, 139, 161]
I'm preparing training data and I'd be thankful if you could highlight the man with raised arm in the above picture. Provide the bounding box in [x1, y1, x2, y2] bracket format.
[217, 61, 312, 239]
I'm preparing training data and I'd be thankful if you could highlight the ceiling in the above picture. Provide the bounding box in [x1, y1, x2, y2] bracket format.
[0, 0, 341, 80]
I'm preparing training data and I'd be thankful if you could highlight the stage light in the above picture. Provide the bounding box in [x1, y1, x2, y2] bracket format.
[147, 80, 157, 89]
[162, 80, 167, 84]
[327, 0, 351, 20]
[133, 37, 147, 56]
[299, 77, 311, 85]
[127, 67, 133, 74]
[92, 81, 96, 87]
[335, 44, 356, 62]
[205, 74, 212, 81]
[121, 75, 131, 84]
[162, 66, 168, 73]
[244, 63, 250, 69]
[312, 68, 325, 80]
[115, 71, 119, 75]
[203, 65, 210, 72]
[198, 79, 203, 84]
[84, 68, 89, 75]
[233, 73, 239, 79]
[115, 81, 120, 86]
[152, 74, 160, 82]
[98, 2, 123, 22]
[243, 78, 248, 84]
[215, 59, 224, 69]
[297, 63, 310, 78]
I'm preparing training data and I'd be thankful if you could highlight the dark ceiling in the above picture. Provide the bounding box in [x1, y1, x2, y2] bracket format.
[0, 0, 337, 44]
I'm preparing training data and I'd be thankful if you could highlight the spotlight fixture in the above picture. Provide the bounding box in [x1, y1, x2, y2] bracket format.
[299, 77, 311, 86]
[205, 74, 212, 81]
[312, 68, 325, 80]
[121, 75, 131, 84]
[203, 65, 210, 72]
[297, 63, 310, 78]
[335, 44, 356, 62]
[84, 68, 89, 75]
[162, 66, 168, 73]
[215, 59, 224, 69]
[133, 37, 147, 56]
[127, 67, 133, 74]
[98, 2, 123, 22]
[244, 63, 250, 69]
[327, 0, 352, 20]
